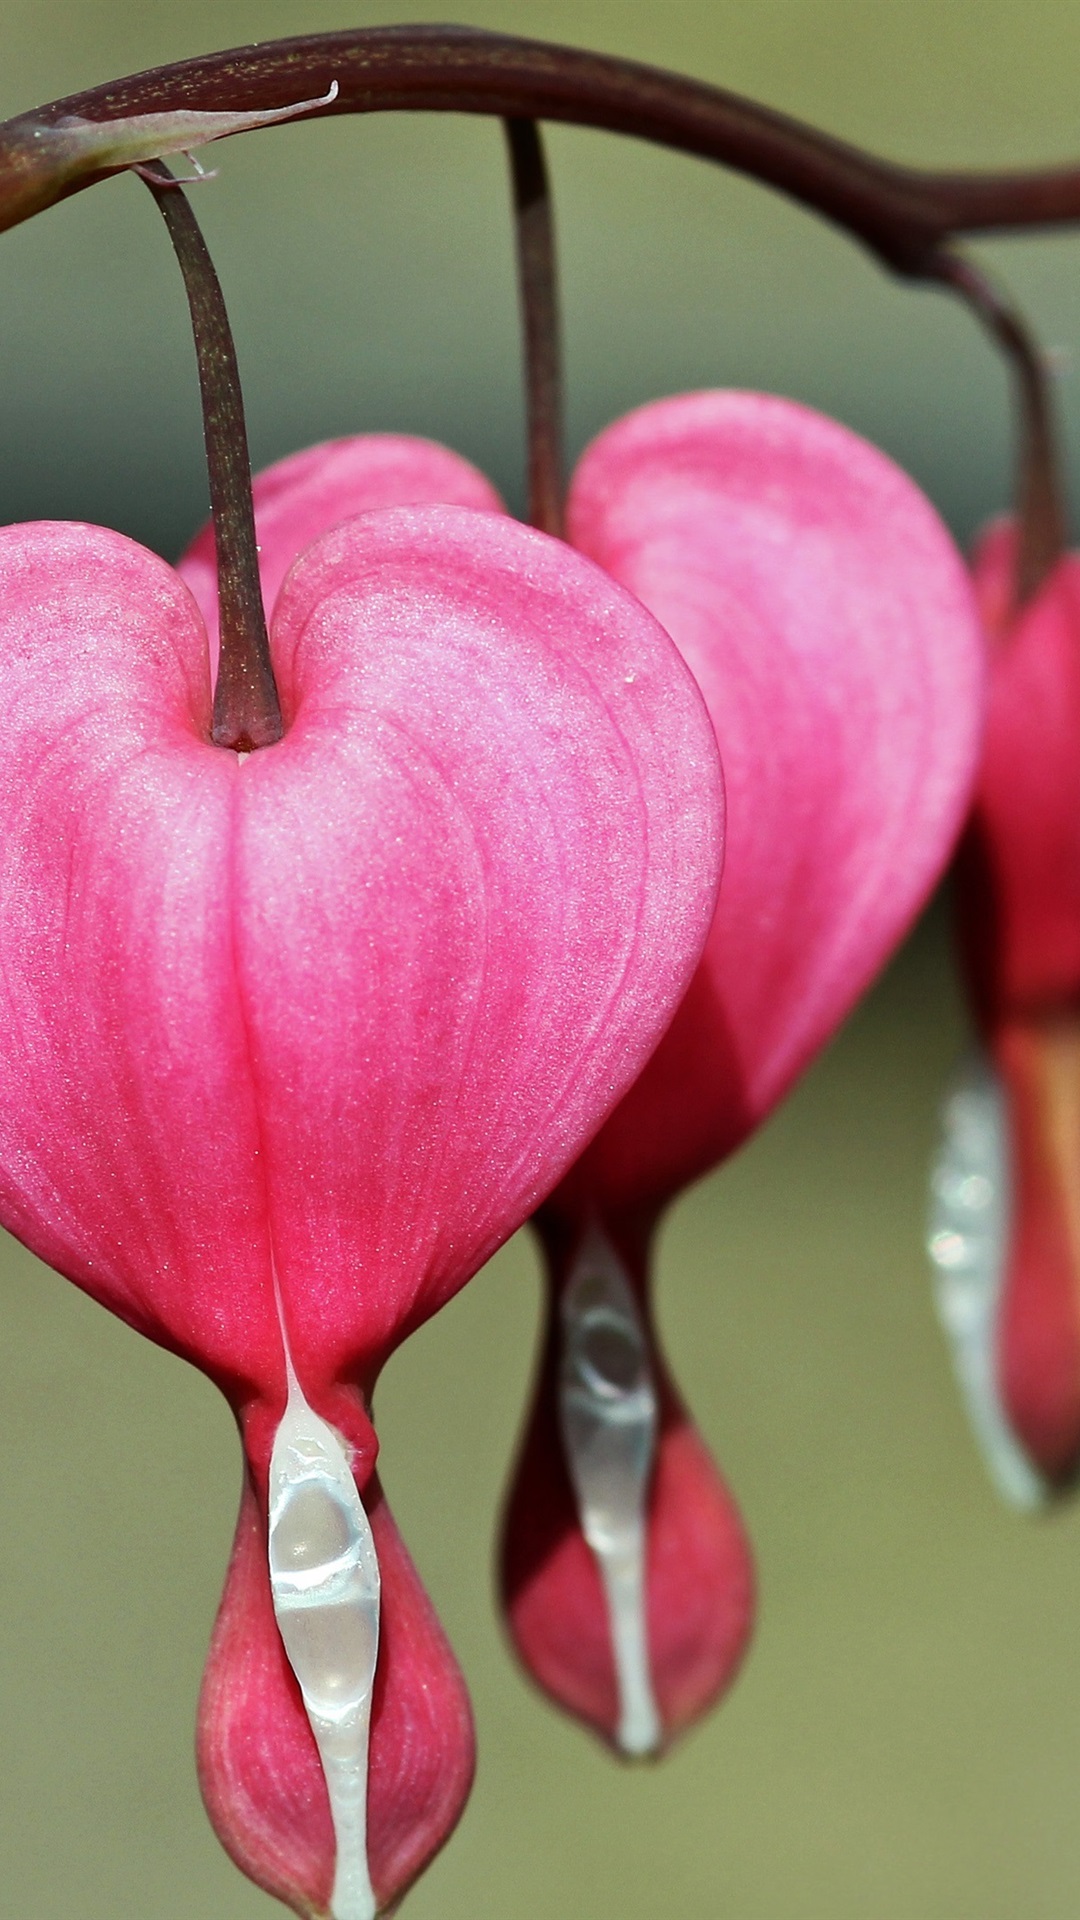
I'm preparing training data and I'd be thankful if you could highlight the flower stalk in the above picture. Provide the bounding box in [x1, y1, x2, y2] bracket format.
[504, 118, 564, 537]
[930, 249, 1067, 603]
[141, 159, 282, 749]
[7, 28, 1080, 266]
[4, 27, 1080, 564]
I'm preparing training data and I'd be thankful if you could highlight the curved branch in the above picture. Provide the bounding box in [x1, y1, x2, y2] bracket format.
[2, 27, 1080, 272]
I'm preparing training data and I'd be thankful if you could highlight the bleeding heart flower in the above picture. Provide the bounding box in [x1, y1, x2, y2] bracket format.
[0, 502, 722, 1914]
[505, 393, 985, 1753]
[179, 396, 985, 1760]
[932, 517, 1080, 1507]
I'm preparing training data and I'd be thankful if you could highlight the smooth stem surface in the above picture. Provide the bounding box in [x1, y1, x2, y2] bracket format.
[504, 118, 564, 538]
[8, 29, 1080, 267]
[932, 250, 1067, 602]
[141, 160, 282, 750]
[2, 30, 1076, 565]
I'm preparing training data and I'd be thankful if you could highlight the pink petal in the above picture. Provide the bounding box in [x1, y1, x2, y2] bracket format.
[959, 519, 1080, 1016]
[952, 521, 1080, 1489]
[0, 506, 719, 1397]
[0, 521, 277, 1389]
[199, 1474, 473, 1917]
[501, 1220, 753, 1750]
[557, 389, 985, 1213]
[989, 1017, 1080, 1486]
[178, 433, 504, 666]
[234, 504, 722, 1398]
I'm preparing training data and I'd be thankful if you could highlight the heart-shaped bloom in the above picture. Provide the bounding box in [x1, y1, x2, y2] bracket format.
[180, 398, 986, 1761]
[0, 502, 722, 1913]
[503, 394, 985, 1752]
[932, 518, 1080, 1506]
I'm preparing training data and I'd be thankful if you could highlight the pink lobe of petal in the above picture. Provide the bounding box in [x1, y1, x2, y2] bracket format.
[0, 522, 281, 1393]
[556, 390, 985, 1215]
[989, 1017, 1080, 1487]
[177, 434, 504, 671]
[501, 1240, 753, 1748]
[198, 1472, 474, 1918]
[958, 518, 1080, 1017]
[238, 504, 723, 1395]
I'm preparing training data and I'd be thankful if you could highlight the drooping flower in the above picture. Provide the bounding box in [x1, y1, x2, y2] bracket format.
[0, 502, 723, 1914]
[501, 394, 985, 1752]
[931, 518, 1080, 1507]
[180, 395, 986, 1759]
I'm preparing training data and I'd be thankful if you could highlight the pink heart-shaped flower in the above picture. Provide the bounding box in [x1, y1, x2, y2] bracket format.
[942, 519, 1080, 1500]
[176, 398, 984, 1759]
[510, 392, 984, 1748]
[0, 503, 722, 1911]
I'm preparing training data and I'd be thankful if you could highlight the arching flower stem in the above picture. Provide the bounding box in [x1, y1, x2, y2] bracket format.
[10, 29, 1080, 267]
[3, 28, 1080, 603]
[930, 249, 1068, 604]
[4, 28, 1078, 608]
[140, 159, 282, 750]
[4, 29, 1079, 656]
[503, 118, 564, 538]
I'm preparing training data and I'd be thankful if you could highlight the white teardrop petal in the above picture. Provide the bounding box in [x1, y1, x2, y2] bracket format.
[558, 1225, 661, 1756]
[928, 1050, 1048, 1511]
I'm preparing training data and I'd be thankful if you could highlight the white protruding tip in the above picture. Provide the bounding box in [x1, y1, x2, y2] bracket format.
[558, 1225, 662, 1757]
[54, 81, 341, 174]
[268, 1285, 380, 1920]
[928, 1049, 1049, 1511]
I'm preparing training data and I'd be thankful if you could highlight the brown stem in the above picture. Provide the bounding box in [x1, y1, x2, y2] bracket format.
[140, 160, 282, 750]
[504, 118, 564, 537]
[4, 28, 1079, 605]
[6, 29, 1080, 269]
[930, 250, 1067, 603]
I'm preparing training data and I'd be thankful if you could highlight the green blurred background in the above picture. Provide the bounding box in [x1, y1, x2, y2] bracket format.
[2, 4, 1080, 1916]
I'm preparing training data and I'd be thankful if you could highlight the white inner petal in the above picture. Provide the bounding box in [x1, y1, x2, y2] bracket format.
[268, 1316, 381, 1920]
[558, 1225, 661, 1756]
[928, 1049, 1048, 1511]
